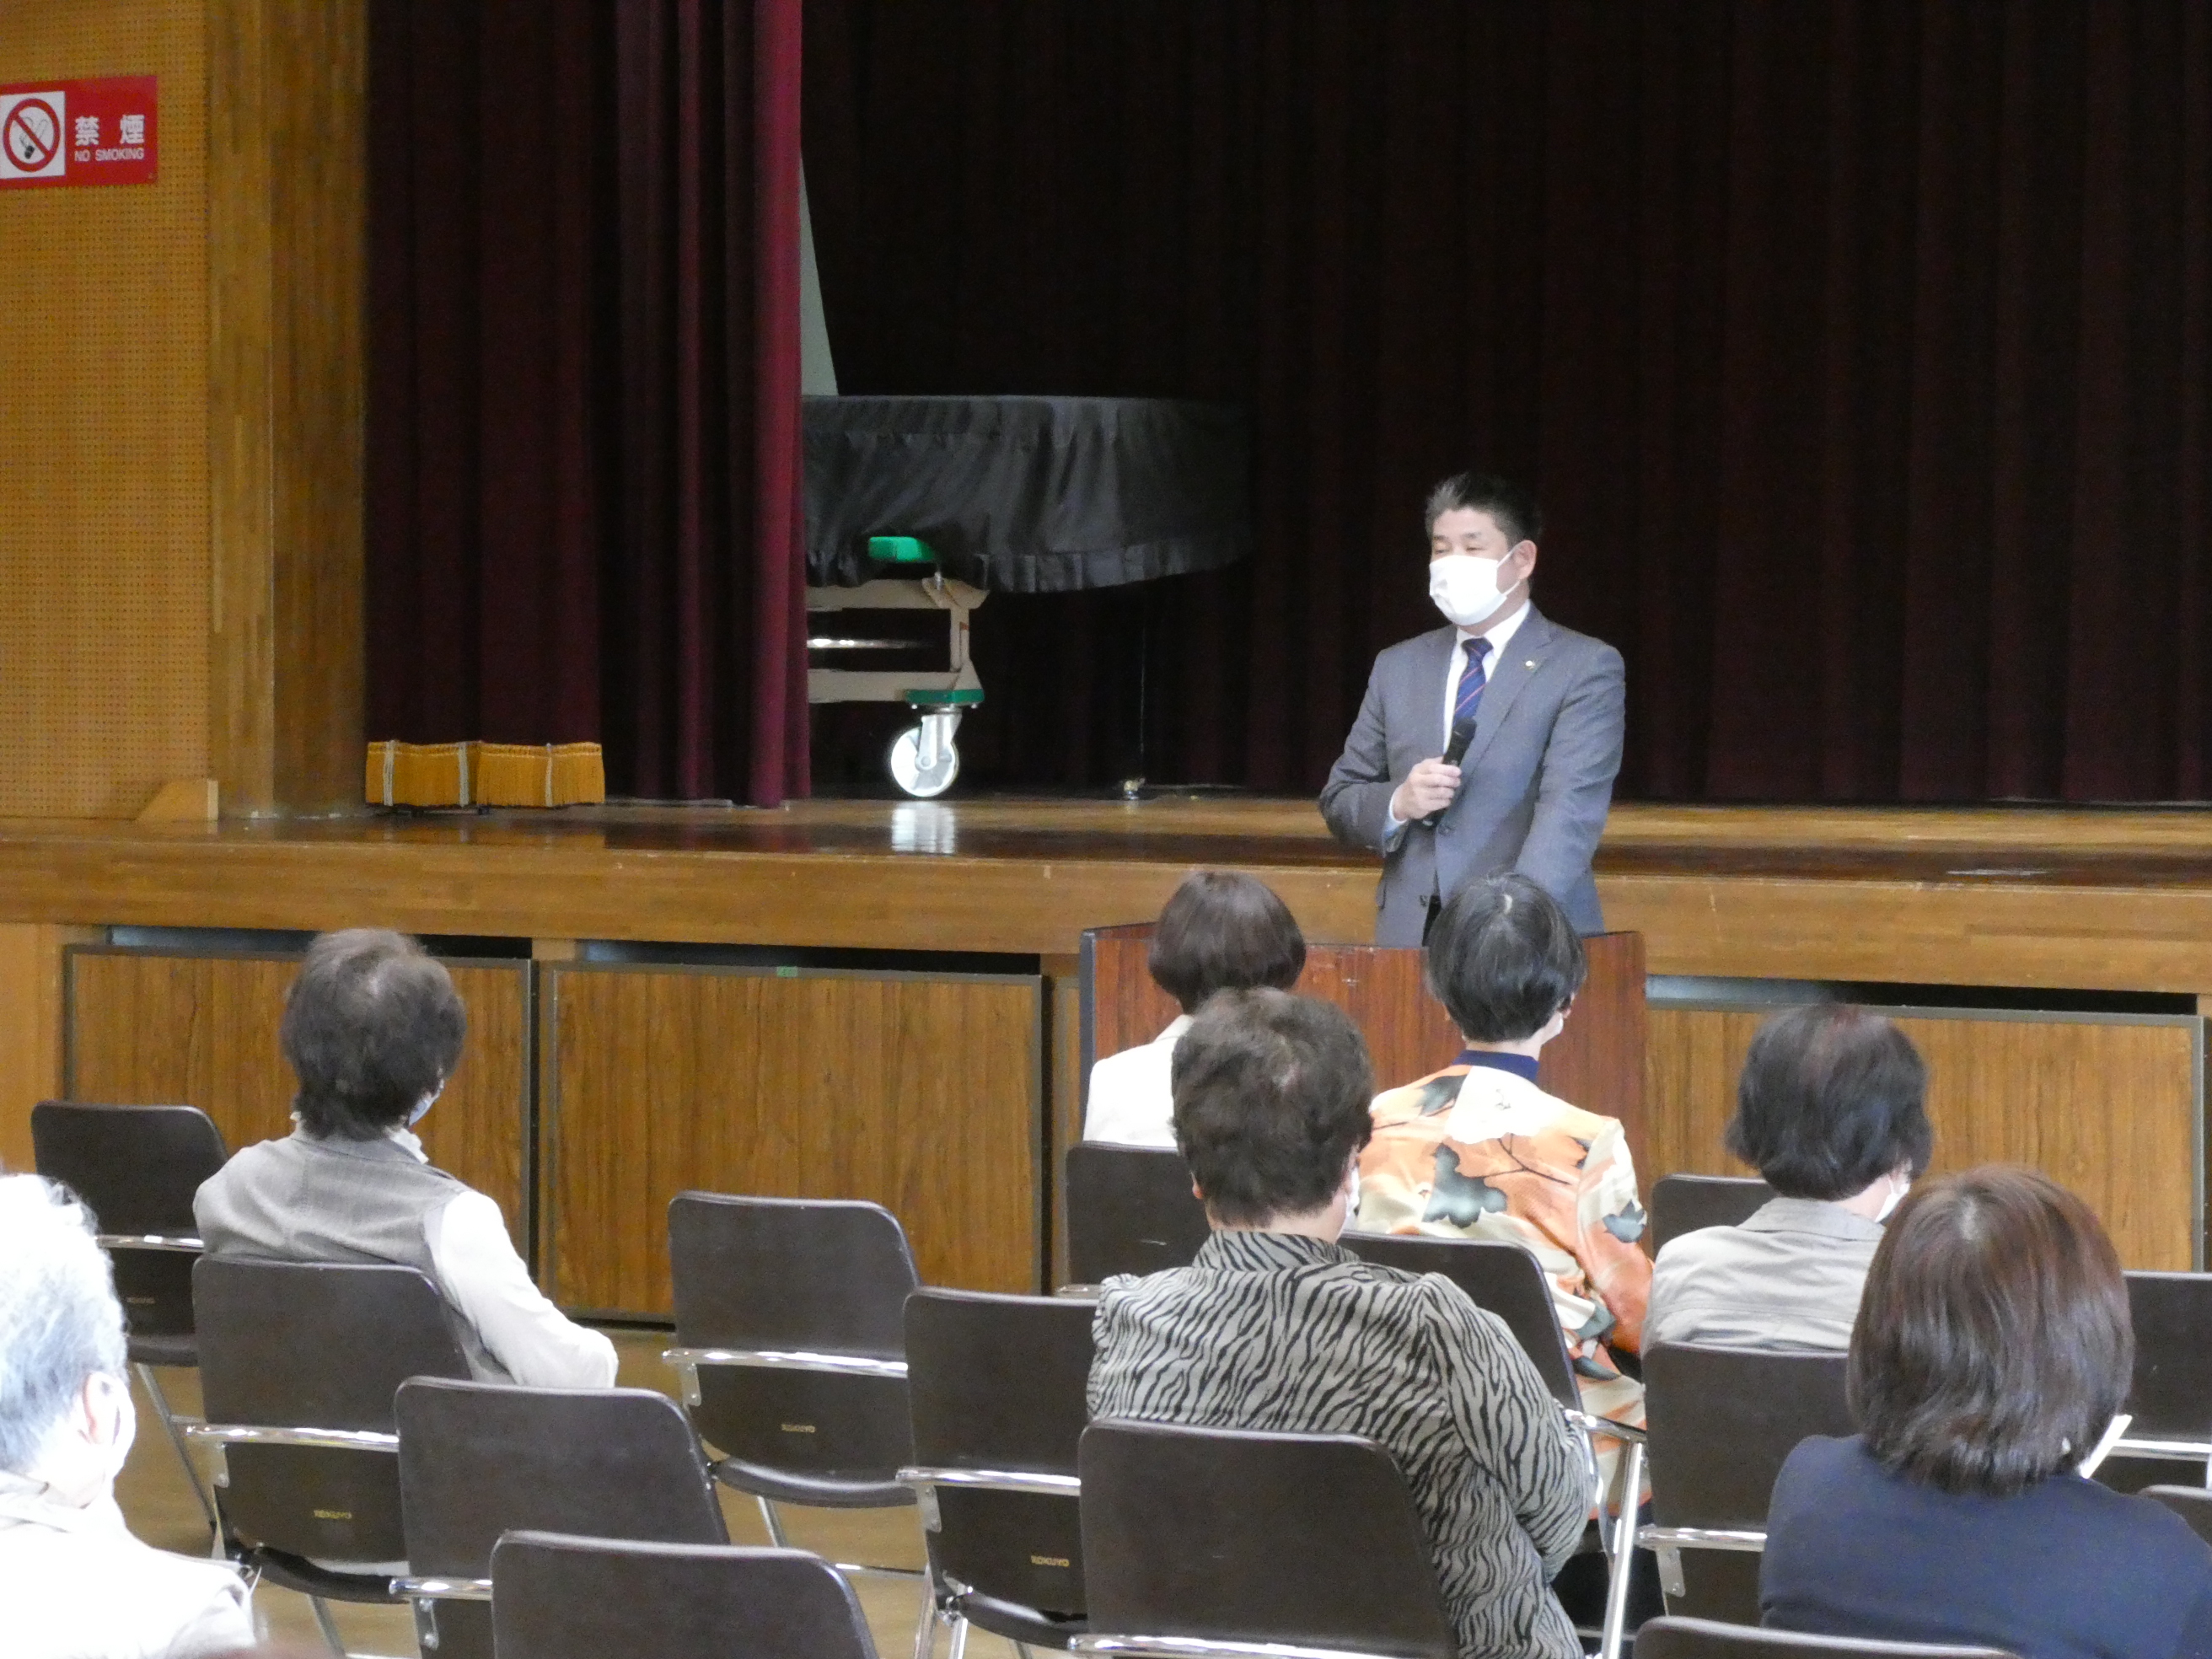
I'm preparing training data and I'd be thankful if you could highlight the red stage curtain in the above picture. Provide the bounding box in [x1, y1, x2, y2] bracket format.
[368, 0, 808, 805]
[803, 0, 2212, 803]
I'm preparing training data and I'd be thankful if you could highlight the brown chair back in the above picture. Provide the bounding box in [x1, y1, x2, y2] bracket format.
[396, 1379, 728, 1659]
[1643, 1343, 1854, 1625]
[1079, 1419, 1457, 1658]
[906, 1288, 1094, 1623]
[1649, 1174, 1774, 1257]
[34, 1101, 228, 1358]
[667, 1191, 918, 1501]
[1064, 1142, 1209, 1284]
[492, 1531, 878, 1659]
[193, 1256, 470, 1568]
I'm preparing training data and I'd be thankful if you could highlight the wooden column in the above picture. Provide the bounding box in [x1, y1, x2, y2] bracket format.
[207, 0, 368, 816]
[0, 925, 100, 1170]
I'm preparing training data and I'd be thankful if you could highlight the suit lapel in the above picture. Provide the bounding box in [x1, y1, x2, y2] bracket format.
[1404, 626, 1458, 754]
[1459, 607, 1557, 773]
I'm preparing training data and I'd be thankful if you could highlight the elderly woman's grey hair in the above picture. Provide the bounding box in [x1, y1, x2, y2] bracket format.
[0, 1174, 126, 1473]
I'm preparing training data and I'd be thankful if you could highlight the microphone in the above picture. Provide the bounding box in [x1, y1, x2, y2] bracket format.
[1418, 721, 1477, 830]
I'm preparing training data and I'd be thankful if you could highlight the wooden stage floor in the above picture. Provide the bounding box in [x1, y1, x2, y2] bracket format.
[2, 794, 2212, 986]
[7, 794, 2209, 1285]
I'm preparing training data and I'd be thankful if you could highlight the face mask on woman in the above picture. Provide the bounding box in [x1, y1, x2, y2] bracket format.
[1875, 1172, 1909, 1224]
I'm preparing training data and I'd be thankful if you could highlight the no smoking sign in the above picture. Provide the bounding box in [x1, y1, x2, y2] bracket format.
[0, 77, 156, 189]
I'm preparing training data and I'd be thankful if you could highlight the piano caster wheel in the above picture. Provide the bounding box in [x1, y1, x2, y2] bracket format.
[889, 716, 961, 798]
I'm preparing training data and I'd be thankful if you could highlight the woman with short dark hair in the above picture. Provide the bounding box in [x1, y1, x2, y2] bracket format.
[1353, 874, 1651, 1485]
[1083, 869, 1307, 1146]
[1090, 988, 1591, 1659]
[1763, 1167, 2212, 1659]
[1648, 1004, 1932, 1350]
[195, 930, 615, 1388]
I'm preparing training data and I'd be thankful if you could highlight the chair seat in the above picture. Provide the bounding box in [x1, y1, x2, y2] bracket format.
[127, 1331, 201, 1368]
[711, 1456, 916, 1509]
[244, 1546, 406, 1605]
[957, 1588, 1087, 1649]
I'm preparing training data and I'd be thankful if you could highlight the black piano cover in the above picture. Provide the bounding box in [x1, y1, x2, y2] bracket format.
[803, 395, 1250, 593]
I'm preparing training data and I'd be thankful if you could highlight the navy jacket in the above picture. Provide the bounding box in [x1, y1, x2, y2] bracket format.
[1764, 1435, 2212, 1659]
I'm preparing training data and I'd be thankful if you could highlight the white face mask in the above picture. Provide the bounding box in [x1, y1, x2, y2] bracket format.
[1875, 1173, 1909, 1224]
[1429, 552, 1514, 628]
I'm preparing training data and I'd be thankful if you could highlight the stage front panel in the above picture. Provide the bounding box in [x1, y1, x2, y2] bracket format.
[1647, 1005, 2201, 1270]
[64, 947, 530, 1245]
[543, 964, 1043, 1315]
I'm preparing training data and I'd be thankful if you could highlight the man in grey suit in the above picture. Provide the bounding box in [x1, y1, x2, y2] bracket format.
[1321, 472, 1624, 946]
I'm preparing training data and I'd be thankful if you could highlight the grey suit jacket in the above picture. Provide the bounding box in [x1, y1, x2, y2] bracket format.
[1319, 606, 1625, 944]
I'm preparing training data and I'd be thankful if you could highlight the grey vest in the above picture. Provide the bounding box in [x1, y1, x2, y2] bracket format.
[193, 1129, 513, 1382]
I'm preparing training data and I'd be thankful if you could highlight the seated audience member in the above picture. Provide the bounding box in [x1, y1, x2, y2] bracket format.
[1089, 988, 1588, 1659]
[0, 1174, 255, 1659]
[1083, 869, 1307, 1146]
[1764, 1166, 2212, 1659]
[1353, 874, 1650, 1452]
[196, 929, 616, 1388]
[1646, 1003, 1931, 1350]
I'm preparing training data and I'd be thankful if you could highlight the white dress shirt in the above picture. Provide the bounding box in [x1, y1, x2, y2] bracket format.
[1082, 1016, 1194, 1148]
[1385, 599, 1532, 835]
[392, 1128, 620, 1389]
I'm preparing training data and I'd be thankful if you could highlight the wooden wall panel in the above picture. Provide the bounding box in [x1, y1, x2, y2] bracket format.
[0, 1, 211, 814]
[207, 0, 367, 814]
[1646, 1007, 2200, 1270]
[1084, 926, 1647, 1170]
[0, 924, 99, 1172]
[545, 967, 1043, 1315]
[64, 949, 529, 1241]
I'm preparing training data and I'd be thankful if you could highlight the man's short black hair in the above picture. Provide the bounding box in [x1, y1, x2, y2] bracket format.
[1149, 871, 1308, 1015]
[282, 930, 466, 1140]
[1424, 875, 1587, 1044]
[1727, 1005, 1932, 1200]
[1423, 471, 1543, 546]
[1171, 988, 1374, 1227]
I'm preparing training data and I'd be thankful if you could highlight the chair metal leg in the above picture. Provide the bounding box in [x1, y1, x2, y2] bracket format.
[910, 1590, 942, 1659]
[135, 1362, 220, 1548]
[309, 1594, 347, 1657]
[1014, 1644, 1037, 1659]
[947, 1613, 969, 1659]
[1597, 1438, 1646, 1659]
[755, 1494, 792, 1549]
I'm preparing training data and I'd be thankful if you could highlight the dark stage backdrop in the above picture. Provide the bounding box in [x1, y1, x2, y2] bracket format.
[367, 0, 808, 804]
[804, 0, 2212, 802]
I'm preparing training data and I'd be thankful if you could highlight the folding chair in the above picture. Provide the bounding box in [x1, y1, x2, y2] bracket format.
[391, 1377, 727, 1659]
[492, 1529, 879, 1659]
[2099, 1272, 2212, 1492]
[187, 1257, 471, 1656]
[1624, 1343, 1854, 1652]
[902, 1288, 1096, 1656]
[1063, 1143, 1209, 1287]
[663, 1193, 924, 1587]
[1075, 1419, 1457, 1659]
[1648, 1175, 1774, 1257]
[1343, 1230, 1642, 1654]
[32, 1099, 229, 1545]
[1635, 1615, 2018, 1659]
[2142, 1485, 2212, 1549]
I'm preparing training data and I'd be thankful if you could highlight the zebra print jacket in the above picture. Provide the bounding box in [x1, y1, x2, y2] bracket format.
[1088, 1229, 1590, 1659]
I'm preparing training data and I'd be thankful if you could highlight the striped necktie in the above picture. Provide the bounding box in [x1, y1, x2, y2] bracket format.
[1452, 636, 1492, 743]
